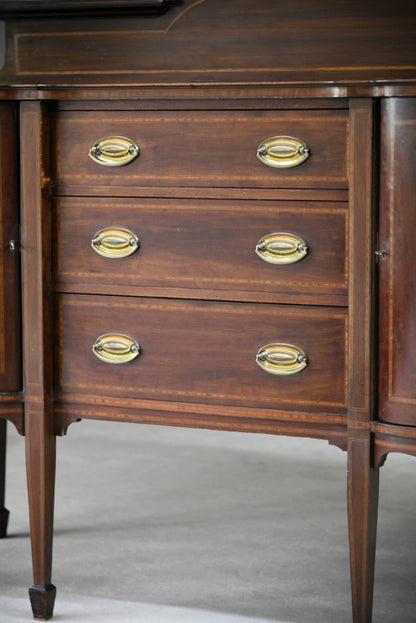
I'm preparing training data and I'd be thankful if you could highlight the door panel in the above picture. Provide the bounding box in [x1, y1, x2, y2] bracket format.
[379, 98, 416, 425]
[0, 102, 21, 392]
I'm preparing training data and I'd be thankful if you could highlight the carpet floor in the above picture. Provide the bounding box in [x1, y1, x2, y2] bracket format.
[1, 420, 415, 622]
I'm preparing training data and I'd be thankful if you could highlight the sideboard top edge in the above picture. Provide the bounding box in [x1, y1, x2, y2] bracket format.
[1, 82, 416, 101]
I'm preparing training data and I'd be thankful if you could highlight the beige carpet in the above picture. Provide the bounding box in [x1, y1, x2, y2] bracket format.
[1, 420, 415, 622]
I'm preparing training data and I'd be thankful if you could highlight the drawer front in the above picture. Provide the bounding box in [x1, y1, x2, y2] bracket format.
[55, 295, 348, 415]
[53, 197, 348, 300]
[53, 109, 349, 191]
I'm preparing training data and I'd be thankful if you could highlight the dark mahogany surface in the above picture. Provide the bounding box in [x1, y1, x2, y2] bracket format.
[0, 103, 21, 393]
[0, 2, 415, 622]
[0, 0, 415, 90]
[379, 98, 416, 427]
[55, 294, 348, 415]
[53, 196, 348, 303]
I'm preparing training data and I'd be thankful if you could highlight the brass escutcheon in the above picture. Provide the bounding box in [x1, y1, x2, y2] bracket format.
[89, 136, 139, 167]
[91, 227, 140, 258]
[256, 343, 308, 375]
[257, 135, 309, 168]
[92, 333, 141, 364]
[255, 232, 308, 265]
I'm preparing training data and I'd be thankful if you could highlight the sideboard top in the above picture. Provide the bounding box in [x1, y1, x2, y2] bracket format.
[1, 0, 415, 97]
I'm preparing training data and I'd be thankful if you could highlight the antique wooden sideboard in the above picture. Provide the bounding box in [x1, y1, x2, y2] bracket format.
[0, 1, 415, 621]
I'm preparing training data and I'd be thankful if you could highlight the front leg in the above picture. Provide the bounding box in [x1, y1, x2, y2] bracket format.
[347, 429, 380, 623]
[20, 100, 56, 621]
[26, 405, 56, 620]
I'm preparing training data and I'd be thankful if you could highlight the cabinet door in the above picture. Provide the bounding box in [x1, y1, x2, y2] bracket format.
[0, 102, 20, 392]
[379, 98, 416, 426]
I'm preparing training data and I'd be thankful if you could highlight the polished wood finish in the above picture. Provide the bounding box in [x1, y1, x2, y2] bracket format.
[379, 98, 416, 427]
[1, 0, 415, 90]
[0, 2, 415, 622]
[0, 102, 21, 393]
[53, 108, 348, 191]
[372, 422, 416, 468]
[55, 294, 348, 415]
[20, 101, 56, 620]
[53, 196, 348, 304]
[347, 99, 378, 623]
[0, 101, 21, 538]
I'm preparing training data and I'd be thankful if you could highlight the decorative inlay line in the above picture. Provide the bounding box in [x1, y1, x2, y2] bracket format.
[15, 61, 416, 77]
[57, 274, 347, 289]
[55, 394, 347, 425]
[56, 297, 348, 408]
[20, 0, 207, 37]
[55, 200, 348, 288]
[54, 113, 348, 185]
[387, 118, 416, 404]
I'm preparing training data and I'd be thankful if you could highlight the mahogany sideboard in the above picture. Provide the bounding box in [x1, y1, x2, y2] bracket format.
[0, 1, 415, 620]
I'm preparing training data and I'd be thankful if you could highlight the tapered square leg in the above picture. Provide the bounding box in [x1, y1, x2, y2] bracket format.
[26, 410, 57, 621]
[348, 432, 379, 623]
[21, 101, 57, 621]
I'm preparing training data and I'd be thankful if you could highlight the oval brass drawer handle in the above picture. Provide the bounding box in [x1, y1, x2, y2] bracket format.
[257, 135, 309, 168]
[89, 136, 139, 167]
[255, 232, 308, 265]
[91, 227, 140, 258]
[92, 333, 141, 364]
[256, 343, 308, 376]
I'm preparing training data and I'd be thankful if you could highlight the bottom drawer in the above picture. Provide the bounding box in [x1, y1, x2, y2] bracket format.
[55, 295, 347, 416]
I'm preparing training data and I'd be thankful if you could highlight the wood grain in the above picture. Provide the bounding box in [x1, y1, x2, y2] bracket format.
[55, 294, 348, 416]
[52, 109, 349, 191]
[20, 101, 56, 620]
[1, 0, 415, 88]
[379, 98, 416, 426]
[0, 102, 21, 392]
[53, 196, 348, 303]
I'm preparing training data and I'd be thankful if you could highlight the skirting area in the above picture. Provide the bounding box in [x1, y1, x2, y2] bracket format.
[1, 420, 415, 622]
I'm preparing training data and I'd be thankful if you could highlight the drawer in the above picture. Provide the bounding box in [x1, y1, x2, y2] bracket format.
[53, 197, 348, 302]
[55, 295, 348, 416]
[52, 109, 349, 192]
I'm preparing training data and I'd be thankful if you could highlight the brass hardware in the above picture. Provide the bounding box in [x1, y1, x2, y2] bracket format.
[375, 249, 387, 259]
[257, 136, 309, 168]
[8, 240, 17, 252]
[255, 232, 308, 265]
[256, 343, 308, 376]
[92, 333, 141, 364]
[91, 227, 140, 258]
[89, 136, 139, 167]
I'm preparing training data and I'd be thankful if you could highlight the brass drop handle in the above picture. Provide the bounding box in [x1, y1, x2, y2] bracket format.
[91, 227, 140, 258]
[92, 333, 141, 364]
[89, 136, 139, 166]
[255, 232, 308, 265]
[257, 135, 309, 168]
[256, 343, 308, 376]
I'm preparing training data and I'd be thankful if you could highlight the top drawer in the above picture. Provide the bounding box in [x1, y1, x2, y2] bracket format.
[52, 109, 349, 193]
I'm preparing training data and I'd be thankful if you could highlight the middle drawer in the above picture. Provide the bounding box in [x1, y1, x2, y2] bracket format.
[53, 197, 348, 303]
